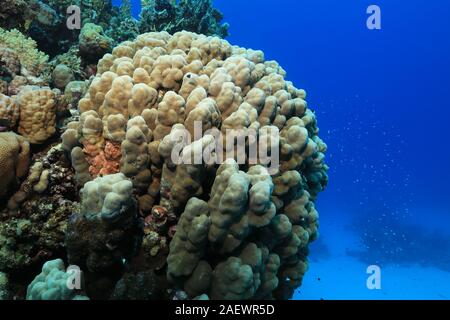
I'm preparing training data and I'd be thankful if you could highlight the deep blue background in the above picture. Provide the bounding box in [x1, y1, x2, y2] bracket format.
[113, 0, 450, 289]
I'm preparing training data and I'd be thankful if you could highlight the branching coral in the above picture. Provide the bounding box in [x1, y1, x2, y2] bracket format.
[62, 31, 328, 300]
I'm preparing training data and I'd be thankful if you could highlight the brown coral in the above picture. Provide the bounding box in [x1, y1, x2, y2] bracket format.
[16, 86, 58, 144]
[0, 132, 30, 200]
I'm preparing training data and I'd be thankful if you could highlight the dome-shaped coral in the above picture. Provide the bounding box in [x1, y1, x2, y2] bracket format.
[63, 31, 328, 300]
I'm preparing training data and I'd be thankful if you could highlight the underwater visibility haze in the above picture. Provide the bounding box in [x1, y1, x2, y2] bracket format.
[0, 0, 449, 301]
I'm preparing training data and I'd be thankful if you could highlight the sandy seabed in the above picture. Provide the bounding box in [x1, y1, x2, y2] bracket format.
[294, 211, 450, 300]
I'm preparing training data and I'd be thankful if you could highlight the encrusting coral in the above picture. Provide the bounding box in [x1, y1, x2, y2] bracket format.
[61, 31, 328, 300]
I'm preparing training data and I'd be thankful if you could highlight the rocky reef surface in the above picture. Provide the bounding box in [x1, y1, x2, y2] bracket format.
[0, 1, 327, 300]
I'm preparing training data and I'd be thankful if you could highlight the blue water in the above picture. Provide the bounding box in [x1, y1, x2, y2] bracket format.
[116, 0, 450, 299]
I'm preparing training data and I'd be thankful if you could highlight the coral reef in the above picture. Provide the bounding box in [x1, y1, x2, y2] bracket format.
[49, 47, 83, 81]
[0, 3, 328, 300]
[139, 0, 228, 38]
[61, 31, 327, 300]
[0, 33, 53, 142]
[3, 0, 228, 66]
[26, 258, 88, 300]
[106, 0, 140, 45]
[0, 144, 77, 291]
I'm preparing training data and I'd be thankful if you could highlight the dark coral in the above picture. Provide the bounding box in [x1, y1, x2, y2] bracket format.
[66, 212, 142, 274]
[111, 270, 169, 300]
